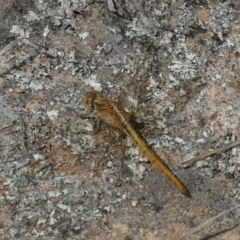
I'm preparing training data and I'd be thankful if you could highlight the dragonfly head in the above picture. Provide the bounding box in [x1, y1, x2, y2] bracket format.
[83, 91, 104, 111]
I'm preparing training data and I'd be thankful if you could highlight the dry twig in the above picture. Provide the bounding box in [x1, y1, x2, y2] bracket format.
[182, 140, 240, 168]
[178, 204, 240, 240]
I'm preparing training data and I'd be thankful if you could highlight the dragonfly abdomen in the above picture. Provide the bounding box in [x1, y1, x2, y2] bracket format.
[123, 122, 189, 196]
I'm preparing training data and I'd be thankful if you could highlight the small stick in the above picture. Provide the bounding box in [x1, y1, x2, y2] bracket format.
[182, 140, 240, 168]
[0, 39, 18, 56]
[178, 204, 240, 240]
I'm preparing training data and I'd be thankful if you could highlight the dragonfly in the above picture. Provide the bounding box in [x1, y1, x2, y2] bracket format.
[83, 91, 189, 196]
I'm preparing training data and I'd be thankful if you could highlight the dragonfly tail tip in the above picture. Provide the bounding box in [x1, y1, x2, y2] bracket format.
[183, 189, 191, 198]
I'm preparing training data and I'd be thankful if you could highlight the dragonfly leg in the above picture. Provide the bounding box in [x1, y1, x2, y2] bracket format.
[93, 119, 102, 134]
[118, 132, 127, 157]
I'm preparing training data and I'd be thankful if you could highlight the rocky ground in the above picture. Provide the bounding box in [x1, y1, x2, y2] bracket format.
[0, 0, 240, 239]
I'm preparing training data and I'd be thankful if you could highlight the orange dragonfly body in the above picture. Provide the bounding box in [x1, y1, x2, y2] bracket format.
[83, 91, 189, 196]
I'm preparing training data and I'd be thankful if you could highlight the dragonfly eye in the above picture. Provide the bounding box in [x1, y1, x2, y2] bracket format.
[95, 92, 104, 101]
[83, 92, 104, 111]
[83, 92, 95, 111]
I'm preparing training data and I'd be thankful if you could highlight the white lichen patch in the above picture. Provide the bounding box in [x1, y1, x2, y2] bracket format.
[131, 199, 138, 207]
[69, 119, 93, 133]
[125, 16, 156, 39]
[23, 11, 40, 22]
[126, 162, 146, 181]
[79, 32, 89, 39]
[46, 110, 59, 120]
[43, 25, 50, 37]
[68, 134, 95, 155]
[168, 47, 198, 87]
[29, 81, 44, 91]
[33, 153, 45, 161]
[48, 191, 61, 198]
[10, 25, 30, 38]
[57, 203, 71, 213]
[83, 75, 102, 92]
